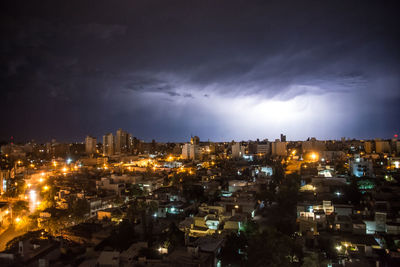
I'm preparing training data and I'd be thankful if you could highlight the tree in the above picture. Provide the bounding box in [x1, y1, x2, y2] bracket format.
[70, 198, 90, 219]
[247, 227, 293, 267]
[219, 232, 247, 266]
[301, 253, 319, 267]
[127, 184, 144, 198]
[182, 184, 204, 203]
[111, 219, 136, 250]
[163, 222, 184, 249]
[12, 200, 29, 216]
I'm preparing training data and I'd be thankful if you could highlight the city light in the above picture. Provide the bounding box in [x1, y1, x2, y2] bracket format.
[15, 217, 21, 223]
[43, 185, 49, 191]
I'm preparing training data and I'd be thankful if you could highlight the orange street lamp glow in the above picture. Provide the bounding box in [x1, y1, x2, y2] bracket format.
[43, 185, 49, 191]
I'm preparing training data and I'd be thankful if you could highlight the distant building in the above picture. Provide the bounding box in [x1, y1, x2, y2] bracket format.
[190, 144, 200, 160]
[349, 155, 373, 177]
[191, 136, 200, 145]
[302, 137, 325, 152]
[375, 139, 390, 153]
[85, 136, 97, 155]
[231, 142, 245, 159]
[271, 139, 287, 156]
[0, 170, 10, 194]
[256, 143, 270, 155]
[182, 143, 199, 160]
[116, 128, 130, 154]
[280, 133, 286, 142]
[103, 133, 115, 156]
[182, 144, 190, 160]
[364, 141, 372, 154]
[397, 141, 400, 155]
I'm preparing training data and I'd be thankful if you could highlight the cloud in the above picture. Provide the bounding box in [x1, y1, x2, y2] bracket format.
[0, 0, 399, 141]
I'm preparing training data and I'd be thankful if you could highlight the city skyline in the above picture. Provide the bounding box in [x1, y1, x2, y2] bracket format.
[1, 1, 399, 142]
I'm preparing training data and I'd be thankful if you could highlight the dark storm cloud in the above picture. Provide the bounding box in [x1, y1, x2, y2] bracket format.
[0, 0, 399, 142]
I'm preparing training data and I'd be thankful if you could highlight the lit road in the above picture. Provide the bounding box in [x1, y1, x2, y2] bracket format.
[0, 226, 27, 252]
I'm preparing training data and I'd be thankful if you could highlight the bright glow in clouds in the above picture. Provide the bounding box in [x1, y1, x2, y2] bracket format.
[128, 79, 350, 141]
[189, 87, 344, 140]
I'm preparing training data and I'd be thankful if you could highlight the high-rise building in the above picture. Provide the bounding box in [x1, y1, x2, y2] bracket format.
[190, 144, 200, 160]
[375, 139, 390, 154]
[256, 143, 270, 155]
[232, 142, 245, 159]
[396, 141, 400, 155]
[271, 139, 287, 156]
[116, 129, 130, 154]
[191, 136, 200, 145]
[85, 136, 97, 155]
[181, 144, 190, 160]
[364, 141, 372, 154]
[181, 142, 200, 160]
[302, 138, 326, 153]
[280, 134, 286, 142]
[103, 133, 115, 156]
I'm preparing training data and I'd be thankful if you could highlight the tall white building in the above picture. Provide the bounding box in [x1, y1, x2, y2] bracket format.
[85, 136, 97, 155]
[181, 143, 199, 160]
[103, 133, 115, 156]
[232, 142, 245, 159]
[181, 143, 190, 160]
[271, 139, 287, 156]
[190, 144, 200, 160]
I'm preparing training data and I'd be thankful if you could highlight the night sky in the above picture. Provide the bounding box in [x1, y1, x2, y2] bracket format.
[1, 0, 399, 143]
